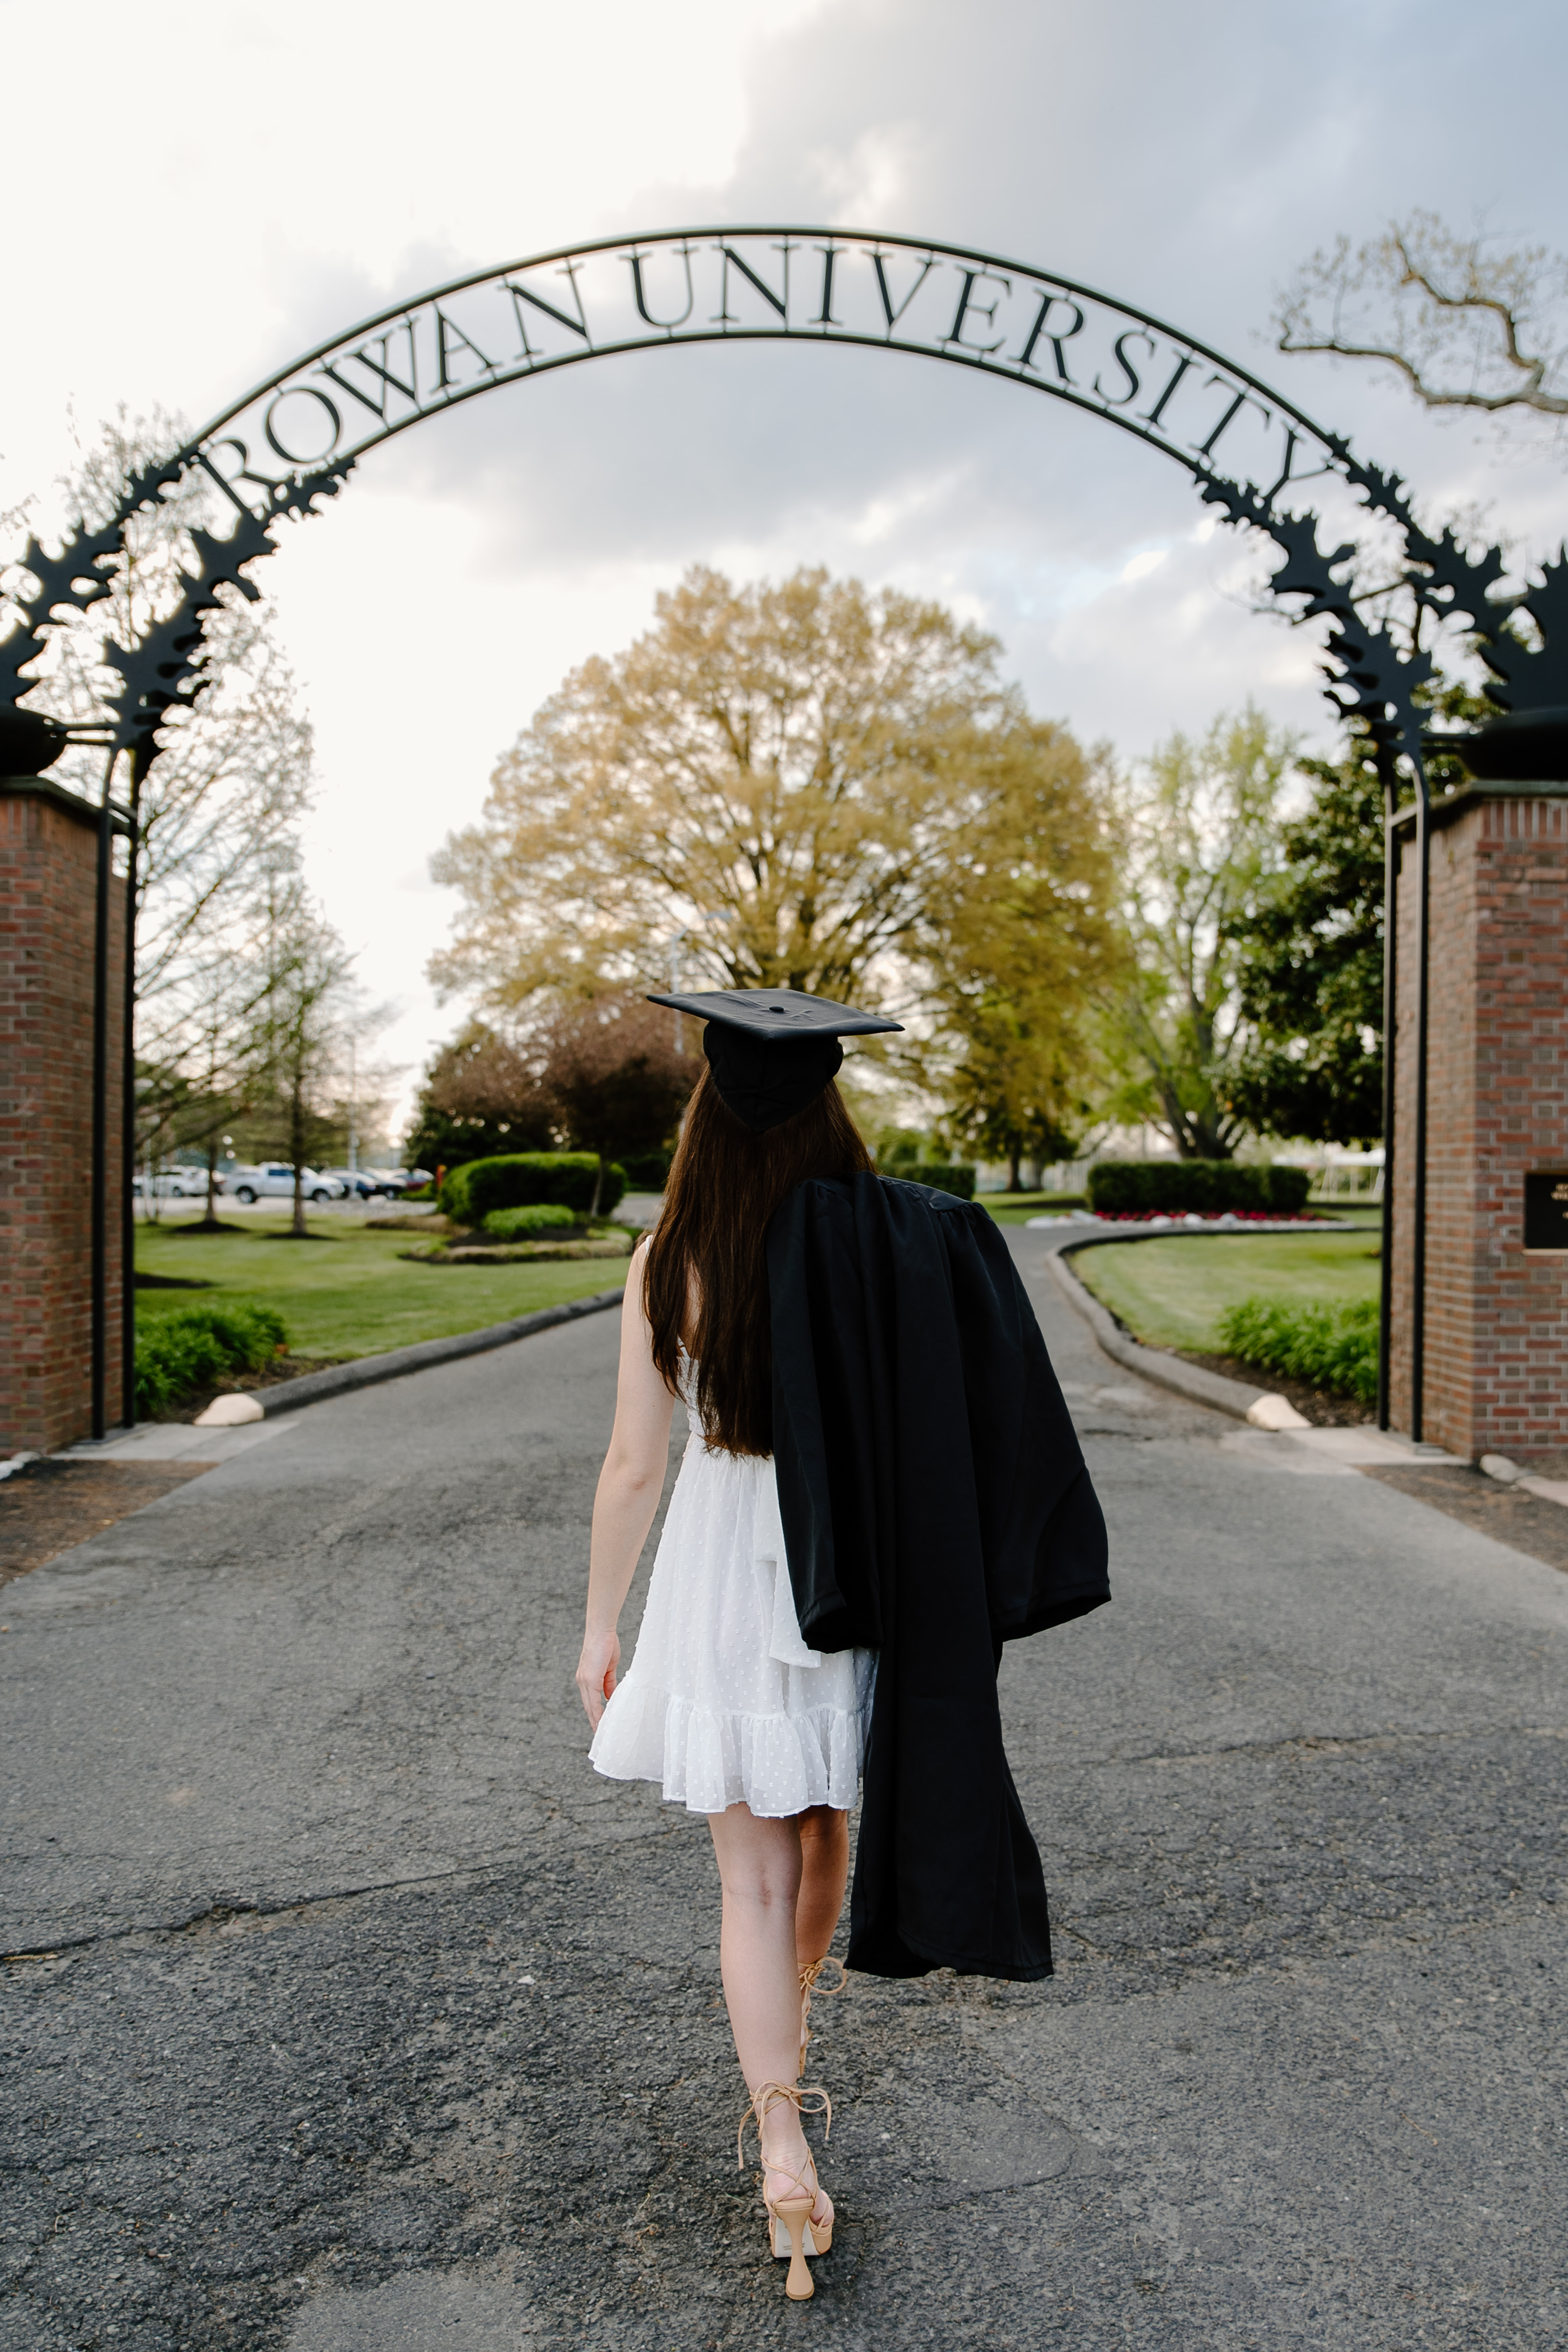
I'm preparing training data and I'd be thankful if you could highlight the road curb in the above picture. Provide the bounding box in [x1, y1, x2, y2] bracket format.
[1048, 1240, 1269, 1421]
[257, 1285, 627, 1417]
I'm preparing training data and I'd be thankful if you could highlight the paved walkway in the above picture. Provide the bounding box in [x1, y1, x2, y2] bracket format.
[2, 1234, 1564, 2350]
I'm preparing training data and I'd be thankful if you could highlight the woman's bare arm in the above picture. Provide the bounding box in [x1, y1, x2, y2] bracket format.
[576, 1240, 677, 1729]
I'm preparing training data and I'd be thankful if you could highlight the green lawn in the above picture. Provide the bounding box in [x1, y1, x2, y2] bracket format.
[1071, 1230, 1381, 1353]
[135, 1215, 628, 1361]
[976, 1192, 1085, 1226]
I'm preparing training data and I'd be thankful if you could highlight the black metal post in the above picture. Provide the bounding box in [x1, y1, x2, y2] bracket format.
[90, 754, 114, 1440]
[120, 759, 140, 1428]
[1410, 760, 1433, 1446]
[1377, 762, 1398, 1432]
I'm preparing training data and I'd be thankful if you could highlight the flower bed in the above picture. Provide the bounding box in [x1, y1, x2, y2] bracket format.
[398, 1234, 634, 1265]
[1088, 1209, 1323, 1225]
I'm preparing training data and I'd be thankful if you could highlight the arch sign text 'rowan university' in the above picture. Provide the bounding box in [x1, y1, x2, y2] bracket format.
[201, 229, 1340, 512]
[10, 224, 1564, 1452]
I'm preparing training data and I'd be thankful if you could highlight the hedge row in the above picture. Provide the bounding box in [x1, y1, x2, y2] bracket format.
[1216, 1296, 1379, 1405]
[1086, 1160, 1310, 1215]
[134, 1304, 289, 1417]
[441, 1152, 627, 1224]
[483, 1202, 579, 1239]
[907, 1163, 976, 1200]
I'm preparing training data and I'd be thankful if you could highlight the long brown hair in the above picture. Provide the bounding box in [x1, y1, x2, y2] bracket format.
[642, 1062, 874, 1456]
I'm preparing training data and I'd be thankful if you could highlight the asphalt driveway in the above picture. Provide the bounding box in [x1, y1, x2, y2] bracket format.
[2, 1233, 1563, 2350]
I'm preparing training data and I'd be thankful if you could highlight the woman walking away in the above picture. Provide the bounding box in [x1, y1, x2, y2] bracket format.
[576, 988, 1110, 2303]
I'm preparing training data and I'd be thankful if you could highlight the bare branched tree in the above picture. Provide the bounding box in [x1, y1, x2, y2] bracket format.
[1274, 211, 1568, 429]
[129, 624, 315, 1063]
[4, 412, 320, 1183]
[136, 928, 283, 1227]
[28, 414, 316, 1031]
[249, 877, 367, 1237]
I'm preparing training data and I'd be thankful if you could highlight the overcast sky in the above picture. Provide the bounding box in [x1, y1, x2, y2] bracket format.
[6, 0, 1568, 1139]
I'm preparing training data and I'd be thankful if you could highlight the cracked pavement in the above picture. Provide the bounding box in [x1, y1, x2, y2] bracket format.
[2, 1233, 1565, 2349]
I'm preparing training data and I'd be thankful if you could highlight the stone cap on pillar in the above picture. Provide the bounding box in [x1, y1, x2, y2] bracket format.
[1391, 776, 1568, 840]
[0, 776, 132, 835]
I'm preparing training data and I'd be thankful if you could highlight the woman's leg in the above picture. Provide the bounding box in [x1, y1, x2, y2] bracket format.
[708, 1804, 833, 2227]
[795, 1805, 849, 1970]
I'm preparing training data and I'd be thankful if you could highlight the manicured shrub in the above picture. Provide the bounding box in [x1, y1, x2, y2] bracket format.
[441, 1152, 626, 1224]
[909, 1163, 977, 1201]
[1086, 1160, 1310, 1216]
[134, 1304, 289, 1417]
[618, 1149, 672, 1191]
[482, 1202, 579, 1239]
[1215, 1295, 1379, 1405]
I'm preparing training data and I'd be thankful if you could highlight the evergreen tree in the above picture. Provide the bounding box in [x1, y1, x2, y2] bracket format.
[1228, 753, 1385, 1146]
[1228, 683, 1487, 1147]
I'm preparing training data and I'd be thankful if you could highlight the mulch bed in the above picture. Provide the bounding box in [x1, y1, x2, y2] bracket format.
[1176, 1350, 1372, 1428]
[164, 1352, 352, 1425]
[1361, 1464, 1568, 1573]
[398, 1238, 633, 1264]
[146, 1218, 249, 1236]
[0, 1460, 212, 1585]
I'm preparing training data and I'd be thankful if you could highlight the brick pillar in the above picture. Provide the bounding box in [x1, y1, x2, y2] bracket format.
[0, 780, 127, 1452]
[1389, 782, 1568, 1459]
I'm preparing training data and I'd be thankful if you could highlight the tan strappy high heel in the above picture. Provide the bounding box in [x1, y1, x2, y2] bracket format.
[797, 1954, 847, 2078]
[737, 2079, 834, 2299]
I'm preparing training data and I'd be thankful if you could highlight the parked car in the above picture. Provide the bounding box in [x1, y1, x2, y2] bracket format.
[226, 1163, 346, 1205]
[365, 1167, 418, 1195]
[317, 1167, 385, 1200]
[133, 1169, 224, 1200]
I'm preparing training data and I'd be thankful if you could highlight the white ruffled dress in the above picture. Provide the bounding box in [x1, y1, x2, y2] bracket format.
[589, 1363, 876, 1818]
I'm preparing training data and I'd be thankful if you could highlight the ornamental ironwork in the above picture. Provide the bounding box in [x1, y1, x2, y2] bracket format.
[7, 227, 1566, 787]
[5, 223, 1566, 1443]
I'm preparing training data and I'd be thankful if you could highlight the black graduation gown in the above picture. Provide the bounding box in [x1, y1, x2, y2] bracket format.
[766, 1173, 1110, 1981]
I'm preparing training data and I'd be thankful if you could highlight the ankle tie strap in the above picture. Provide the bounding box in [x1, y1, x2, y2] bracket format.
[737, 2078, 833, 2171]
[799, 1956, 848, 1996]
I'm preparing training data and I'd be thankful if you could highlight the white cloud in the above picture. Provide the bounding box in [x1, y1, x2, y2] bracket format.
[9, 0, 1568, 1132]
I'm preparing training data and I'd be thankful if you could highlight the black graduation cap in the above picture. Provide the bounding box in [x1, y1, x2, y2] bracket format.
[646, 986, 904, 1134]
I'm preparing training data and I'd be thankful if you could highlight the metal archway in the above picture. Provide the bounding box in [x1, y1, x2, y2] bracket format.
[4, 226, 1560, 1438]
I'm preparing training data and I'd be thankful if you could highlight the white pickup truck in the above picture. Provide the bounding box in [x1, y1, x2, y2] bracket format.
[226, 1163, 346, 1205]
[133, 1169, 225, 1200]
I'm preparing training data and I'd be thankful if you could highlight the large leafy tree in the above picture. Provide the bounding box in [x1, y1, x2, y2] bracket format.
[937, 1000, 1082, 1189]
[431, 565, 1112, 1005]
[920, 720, 1122, 1185]
[1101, 705, 1293, 1160]
[430, 567, 1122, 1158]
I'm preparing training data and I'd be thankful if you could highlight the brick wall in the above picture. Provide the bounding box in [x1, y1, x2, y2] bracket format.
[1389, 788, 1568, 1458]
[0, 784, 126, 1452]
